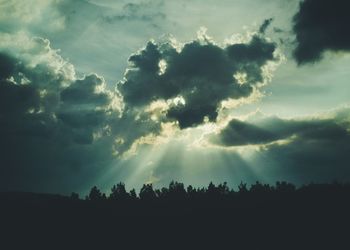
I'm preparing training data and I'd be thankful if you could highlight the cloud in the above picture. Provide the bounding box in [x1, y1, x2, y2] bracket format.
[115, 107, 350, 189]
[119, 32, 278, 128]
[102, 1, 166, 24]
[260, 109, 350, 183]
[259, 18, 273, 34]
[208, 107, 350, 183]
[293, 0, 350, 64]
[209, 119, 278, 146]
[0, 32, 122, 192]
[0, 17, 282, 192]
[0, 0, 66, 33]
[110, 109, 163, 156]
[0, 31, 170, 192]
[210, 109, 350, 147]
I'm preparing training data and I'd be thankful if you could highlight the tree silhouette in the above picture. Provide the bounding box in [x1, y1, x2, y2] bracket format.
[250, 181, 272, 194]
[129, 188, 137, 200]
[238, 181, 248, 194]
[109, 182, 129, 201]
[88, 186, 105, 201]
[139, 184, 157, 200]
[168, 181, 186, 200]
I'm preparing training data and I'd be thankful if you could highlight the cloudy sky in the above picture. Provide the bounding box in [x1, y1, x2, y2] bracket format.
[0, 0, 349, 194]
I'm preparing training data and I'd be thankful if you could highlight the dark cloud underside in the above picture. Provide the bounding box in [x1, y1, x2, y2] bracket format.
[211, 114, 349, 147]
[261, 122, 350, 183]
[210, 119, 278, 146]
[211, 109, 350, 182]
[293, 0, 350, 64]
[119, 35, 277, 128]
[0, 42, 120, 192]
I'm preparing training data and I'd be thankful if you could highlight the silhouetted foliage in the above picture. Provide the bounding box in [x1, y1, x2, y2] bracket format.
[64, 180, 350, 208]
[250, 181, 272, 193]
[139, 184, 157, 200]
[109, 182, 130, 201]
[238, 181, 248, 193]
[2, 181, 350, 248]
[129, 188, 137, 200]
[87, 186, 106, 201]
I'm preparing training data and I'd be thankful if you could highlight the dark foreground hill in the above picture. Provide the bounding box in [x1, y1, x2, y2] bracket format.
[1, 182, 350, 249]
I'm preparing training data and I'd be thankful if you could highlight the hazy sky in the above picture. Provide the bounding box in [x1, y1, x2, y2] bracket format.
[0, 0, 349, 194]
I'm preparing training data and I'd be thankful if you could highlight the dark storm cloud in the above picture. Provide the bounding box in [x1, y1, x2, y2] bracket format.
[60, 75, 110, 106]
[0, 53, 40, 116]
[211, 113, 350, 147]
[0, 33, 171, 192]
[210, 108, 350, 183]
[0, 29, 279, 193]
[210, 119, 278, 146]
[260, 112, 350, 183]
[0, 53, 16, 79]
[119, 35, 277, 128]
[293, 0, 350, 64]
[0, 39, 122, 193]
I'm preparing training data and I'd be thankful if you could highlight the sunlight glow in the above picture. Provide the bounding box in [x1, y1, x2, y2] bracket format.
[233, 72, 247, 85]
[158, 59, 167, 75]
[171, 96, 186, 106]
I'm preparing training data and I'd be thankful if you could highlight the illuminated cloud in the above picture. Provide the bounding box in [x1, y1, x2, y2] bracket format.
[0, 23, 283, 192]
[119, 33, 278, 129]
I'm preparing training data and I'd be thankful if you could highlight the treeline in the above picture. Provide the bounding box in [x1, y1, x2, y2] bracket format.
[76, 180, 350, 202]
[2, 181, 350, 248]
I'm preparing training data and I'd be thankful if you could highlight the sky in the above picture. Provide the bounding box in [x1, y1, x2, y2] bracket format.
[0, 0, 349, 194]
